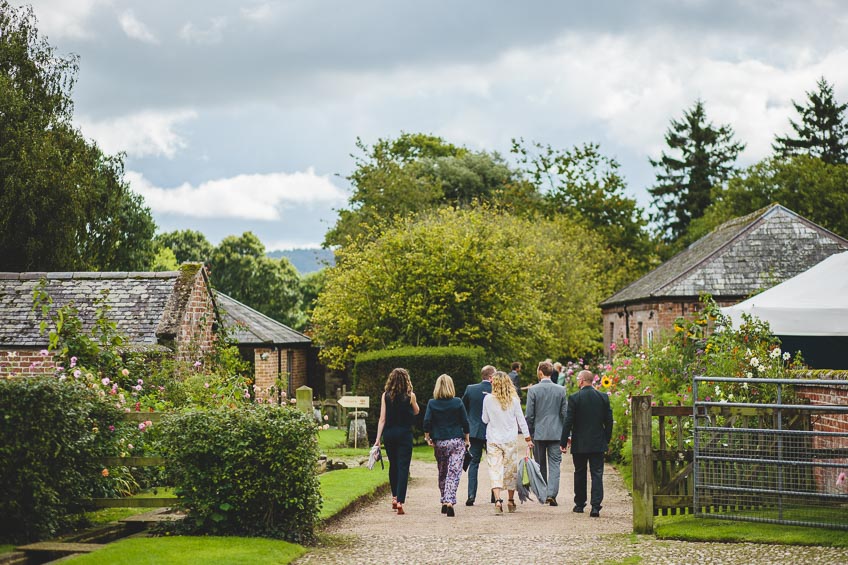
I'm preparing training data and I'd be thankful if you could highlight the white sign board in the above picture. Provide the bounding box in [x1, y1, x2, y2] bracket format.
[338, 395, 370, 409]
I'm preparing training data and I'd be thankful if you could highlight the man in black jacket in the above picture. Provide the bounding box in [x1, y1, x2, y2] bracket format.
[560, 369, 613, 517]
[461, 365, 495, 506]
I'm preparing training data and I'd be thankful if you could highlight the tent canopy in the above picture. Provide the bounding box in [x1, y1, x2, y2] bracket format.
[721, 251, 848, 337]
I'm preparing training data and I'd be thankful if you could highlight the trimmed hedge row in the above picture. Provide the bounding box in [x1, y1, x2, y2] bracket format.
[353, 346, 487, 437]
[159, 406, 321, 543]
[0, 377, 123, 543]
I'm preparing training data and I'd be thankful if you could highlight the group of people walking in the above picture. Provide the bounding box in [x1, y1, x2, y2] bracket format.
[372, 361, 613, 518]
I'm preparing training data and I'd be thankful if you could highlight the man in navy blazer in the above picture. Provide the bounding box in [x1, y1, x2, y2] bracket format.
[560, 369, 613, 517]
[461, 364, 495, 506]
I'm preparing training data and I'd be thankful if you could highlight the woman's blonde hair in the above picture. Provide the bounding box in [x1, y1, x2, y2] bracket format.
[384, 368, 413, 401]
[491, 371, 516, 410]
[433, 374, 455, 399]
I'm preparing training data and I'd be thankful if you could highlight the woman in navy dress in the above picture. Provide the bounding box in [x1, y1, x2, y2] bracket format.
[374, 367, 420, 515]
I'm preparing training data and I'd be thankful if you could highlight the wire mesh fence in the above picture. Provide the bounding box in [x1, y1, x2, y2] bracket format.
[693, 376, 848, 530]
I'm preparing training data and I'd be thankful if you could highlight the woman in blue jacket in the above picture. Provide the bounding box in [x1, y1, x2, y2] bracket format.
[423, 374, 470, 517]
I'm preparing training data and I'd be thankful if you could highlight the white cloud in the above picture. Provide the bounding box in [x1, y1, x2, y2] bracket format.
[118, 10, 159, 44]
[28, 0, 108, 39]
[76, 110, 197, 158]
[126, 169, 347, 221]
[179, 17, 227, 45]
[240, 2, 280, 23]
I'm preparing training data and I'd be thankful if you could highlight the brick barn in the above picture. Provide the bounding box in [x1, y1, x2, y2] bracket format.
[0, 264, 313, 394]
[600, 204, 848, 352]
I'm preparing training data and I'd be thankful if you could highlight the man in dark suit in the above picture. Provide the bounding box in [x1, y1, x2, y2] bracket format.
[507, 362, 522, 400]
[461, 364, 495, 506]
[525, 360, 567, 505]
[560, 369, 613, 517]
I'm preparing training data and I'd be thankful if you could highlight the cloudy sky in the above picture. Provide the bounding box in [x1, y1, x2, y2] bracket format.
[26, 0, 848, 250]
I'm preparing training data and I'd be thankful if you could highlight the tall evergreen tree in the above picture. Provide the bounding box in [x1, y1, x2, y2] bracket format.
[648, 99, 745, 242]
[773, 77, 848, 165]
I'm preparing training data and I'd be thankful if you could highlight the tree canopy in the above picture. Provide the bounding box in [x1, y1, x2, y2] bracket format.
[773, 77, 848, 165]
[648, 99, 745, 243]
[154, 229, 214, 264]
[312, 207, 612, 369]
[688, 155, 848, 242]
[209, 232, 304, 329]
[0, 2, 155, 271]
[323, 133, 540, 247]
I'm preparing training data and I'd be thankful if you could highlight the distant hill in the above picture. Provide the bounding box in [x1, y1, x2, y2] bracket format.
[267, 248, 335, 274]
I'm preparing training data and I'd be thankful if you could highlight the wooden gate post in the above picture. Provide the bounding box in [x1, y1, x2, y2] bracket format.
[632, 395, 654, 534]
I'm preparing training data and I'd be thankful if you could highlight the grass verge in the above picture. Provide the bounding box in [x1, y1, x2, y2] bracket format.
[64, 536, 305, 564]
[654, 514, 848, 547]
[319, 466, 390, 522]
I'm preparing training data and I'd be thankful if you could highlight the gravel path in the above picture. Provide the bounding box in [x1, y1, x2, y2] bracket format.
[297, 453, 848, 564]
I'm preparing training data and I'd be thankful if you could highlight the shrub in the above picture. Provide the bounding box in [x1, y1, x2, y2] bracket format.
[159, 406, 321, 543]
[0, 377, 123, 543]
[353, 346, 486, 436]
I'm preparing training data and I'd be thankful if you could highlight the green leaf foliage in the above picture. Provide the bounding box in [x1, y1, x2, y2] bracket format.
[312, 207, 610, 369]
[353, 346, 485, 435]
[159, 406, 321, 543]
[0, 377, 123, 543]
[649, 99, 745, 243]
[0, 3, 156, 271]
[155, 229, 214, 264]
[773, 76, 848, 165]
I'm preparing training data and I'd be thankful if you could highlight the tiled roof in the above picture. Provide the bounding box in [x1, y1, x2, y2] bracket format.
[601, 205, 848, 307]
[215, 292, 311, 346]
[0, 271, 181, 347]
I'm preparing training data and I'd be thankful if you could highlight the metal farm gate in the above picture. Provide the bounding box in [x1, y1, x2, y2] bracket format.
[693, 376, 848, 530]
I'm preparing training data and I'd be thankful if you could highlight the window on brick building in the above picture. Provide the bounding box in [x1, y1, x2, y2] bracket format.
[609, 321, 615, 346]
[637, 321, 643, 348]
[647, 328, 654, 346]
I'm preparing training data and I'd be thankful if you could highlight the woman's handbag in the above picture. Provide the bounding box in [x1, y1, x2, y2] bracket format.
[462, 447, 472, 471]
[367, 444, 384, 470]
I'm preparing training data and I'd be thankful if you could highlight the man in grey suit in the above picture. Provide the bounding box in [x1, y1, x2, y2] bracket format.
[525, 360, 568, 505]
[461, 364, 495, 506]
[560, 369, 614, 517]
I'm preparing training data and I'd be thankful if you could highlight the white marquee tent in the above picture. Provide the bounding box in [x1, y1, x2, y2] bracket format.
[721, 251, 848, 336]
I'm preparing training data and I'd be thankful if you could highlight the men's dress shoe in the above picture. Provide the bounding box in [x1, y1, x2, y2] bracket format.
[572, 505, 584, 513]
[546, 497, 558, 506]
[590, 508, 601, 518]
[465, 497, 475, 506]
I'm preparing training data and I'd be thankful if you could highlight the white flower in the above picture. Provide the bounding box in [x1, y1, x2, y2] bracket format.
[770, 348, 781, 359]
[746, 348, 752, 356]
[714, 385, 721, 396]
[783, 352, 791, 361]
[745, 372, 753, 379]
[742, 382, 749, 390]
[750, 357, 760, 368]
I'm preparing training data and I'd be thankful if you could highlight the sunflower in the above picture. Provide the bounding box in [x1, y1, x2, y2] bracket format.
[601, 376, 612, 388]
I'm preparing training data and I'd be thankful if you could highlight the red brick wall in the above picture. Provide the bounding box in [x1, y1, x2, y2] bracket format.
[175, 269, 217, 363]
[252, 347, 309, 402]
[0, 349, 58, 377]
[796, 382, 848, 493]
[602, 298, 739, 353]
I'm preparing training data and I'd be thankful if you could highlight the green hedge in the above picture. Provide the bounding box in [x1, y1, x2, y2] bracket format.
[353, 346, 486, 437]
[159, 406, 321, 543]
[0, 377, 123, 543]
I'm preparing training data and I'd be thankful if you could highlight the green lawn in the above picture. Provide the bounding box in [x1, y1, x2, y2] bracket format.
[655, 514, 848, 547]
[85, 487, 178, 525]
[64, 536, 305, 564]
[319, 466, 390, 520]
[318, 428, 435, 462]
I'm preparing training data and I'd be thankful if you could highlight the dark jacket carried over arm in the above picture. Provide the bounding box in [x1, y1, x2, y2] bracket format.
[560, 386, 613, 453]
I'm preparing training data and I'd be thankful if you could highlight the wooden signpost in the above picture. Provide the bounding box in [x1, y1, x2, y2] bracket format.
[337, 395, 370, 448]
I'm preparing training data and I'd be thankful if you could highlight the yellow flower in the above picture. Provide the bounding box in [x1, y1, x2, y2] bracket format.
[601, 376, 612, 388]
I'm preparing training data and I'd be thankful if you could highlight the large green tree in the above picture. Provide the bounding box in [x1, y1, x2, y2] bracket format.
[323, 133, 541, 247]
[154, 229, 213, 264]
[312, 207, 612, 369]
[0, 2, 155, 271]
[688, 155, 848, 241]
[209, 232, 304, 329]
[773, 77, 848, 165]
[649, 99, 745, 243]
[512, 139, 657, 286]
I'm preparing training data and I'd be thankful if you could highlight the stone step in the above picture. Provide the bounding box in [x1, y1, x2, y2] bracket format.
[119, 509, 185, 523]
[16, 541, 106, 556]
